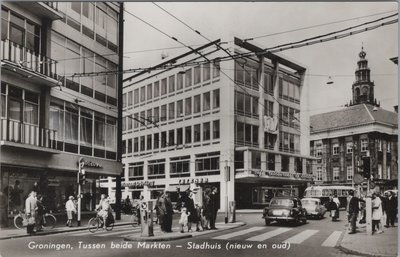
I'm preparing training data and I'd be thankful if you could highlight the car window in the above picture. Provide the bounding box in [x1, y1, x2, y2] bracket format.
[270, 199, 294, 207]
[302, 200, 317, 205]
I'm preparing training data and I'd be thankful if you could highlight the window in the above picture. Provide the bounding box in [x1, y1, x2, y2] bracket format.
[236, 122, 244, 143]
[169, 75, 175, 93]
[80, 108, 93, 148]
[333, 167, 340, 181]
[170, 156, 190, 176]
[154, 81, 160, 97]
[154, 133, 159, 149]
[133, 138, 138, 152]
[161, 78, 167, 95]
[244, 95, 252, 115]
[213, 89, 220, 109]
[378, 164, 382, 179]
[161, 105, 167, 122]
[168, 129, 174, 146]
[50, 102, 64, 142]
[213, 60, 220, 78]
[315, 143, 323, 157]
[194, 124, 201, 142]
[235, 61, 244, 83]
[281, 155, 289, 172]
[176, 100, 183, 118]
[387, 142, 391, 153]
[140, 86, 145, 102]
[185, 97, 192, 115]
[177, 128, 183, 145]
[203, 122, 210, 141]
[203, 63, 211, 81]
[347, 166, 353, 181]
[148, 159, 165, 177]
[194, 65, 201, 84]
[128, 163, 144, 178]
[346, 142, 353, 153]
[252, 97, 258, 115]
[236, 92, 244, 113]
[377, 139, 382, 151]
[147, 135, 152, 150]
[185, 126, 192, 144]
[127, 139, 132, 153]
[185, 69, 192, 87]
[140, 136, 145, 151]
[316, 166, 323, 181]
[332, 143, 339, 155]
[194, 94, 201, 113]
[168, 102, 175, 120]
[153, 107, 159, 123]
[203, 92, 210, 111]
[213, 120, 220, 139]
[23, 90, 39, 125]
[161, 131, 167, 148]
[177, 73, 183, 90]
[134, 89, 139, 104]
[147, 84, 152, 100]
[122, 93, 127, 108]
[361, 139, 368, 152]
[195, 152, 220, 174]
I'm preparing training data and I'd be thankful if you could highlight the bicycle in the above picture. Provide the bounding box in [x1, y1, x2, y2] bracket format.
[88, 214, 114, 233]
[13, 211, 56, 230]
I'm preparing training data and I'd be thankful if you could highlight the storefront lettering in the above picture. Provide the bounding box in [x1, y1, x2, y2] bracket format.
[254, 170, 314, 180]
[78, 158, 102, 168]
[178, 178, 209, 185]
[122, 181, 155, 188]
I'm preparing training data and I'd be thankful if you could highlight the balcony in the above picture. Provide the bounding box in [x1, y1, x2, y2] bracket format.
[1, 118, 59, 153]
[1, 40, 59, 87]
[14, 2, 63, 20]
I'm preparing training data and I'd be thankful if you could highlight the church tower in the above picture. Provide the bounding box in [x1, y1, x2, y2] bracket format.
[350, 46, 378, 106]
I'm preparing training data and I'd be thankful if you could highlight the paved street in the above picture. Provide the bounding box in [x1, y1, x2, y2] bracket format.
[0, 212, 360, 257]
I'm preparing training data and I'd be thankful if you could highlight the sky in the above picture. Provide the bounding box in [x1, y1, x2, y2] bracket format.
[123, 2, 398, 116]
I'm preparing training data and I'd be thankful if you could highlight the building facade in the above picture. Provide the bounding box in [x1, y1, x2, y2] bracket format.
[120, 38, 314, 211]
[1, 2, 123, 226]
[310, 48, 398, 191]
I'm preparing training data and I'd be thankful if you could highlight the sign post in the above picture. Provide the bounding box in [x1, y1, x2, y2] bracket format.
[224, 162, 230, 224]
[77, 158, 84, 226]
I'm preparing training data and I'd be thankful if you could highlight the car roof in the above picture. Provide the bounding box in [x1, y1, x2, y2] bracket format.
[271, 196, 298, 200]
[301, 198, 320, 201]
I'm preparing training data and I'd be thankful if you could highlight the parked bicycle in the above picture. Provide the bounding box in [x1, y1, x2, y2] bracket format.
[87, 214, 114, 233]
[14, 211, 56, 230]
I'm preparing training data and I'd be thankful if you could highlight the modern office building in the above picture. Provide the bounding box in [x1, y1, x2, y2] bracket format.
[1, 2, 123, 226]
[310, 48, 398, 191]
[121, 37, 314, 210]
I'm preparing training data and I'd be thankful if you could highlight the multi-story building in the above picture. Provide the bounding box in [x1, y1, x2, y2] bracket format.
[121, 37, 314, 211]
[1, 2, 123, 226]
[310, 48, 398, 191]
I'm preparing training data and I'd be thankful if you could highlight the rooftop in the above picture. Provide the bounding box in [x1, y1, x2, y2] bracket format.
[310, 104, 398, 133]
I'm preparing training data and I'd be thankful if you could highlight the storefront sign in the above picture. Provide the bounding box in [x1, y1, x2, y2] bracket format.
[78, 158, 102, 168]
[263, 116, 279, 134]
[47, 178, 60, 187]
[255, 170, 313, 180]
[122, 181, 155, 188]
[178, 178, 209, 185]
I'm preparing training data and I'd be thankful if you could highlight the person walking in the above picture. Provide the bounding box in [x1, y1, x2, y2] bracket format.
[25, 190, 37, 235]
[184, 190, 200, 232]
[155, 192, 166, 232]
[65, 196, 76, 227]
[348, 190, 365, 234]
[209, 187, 219, 230]
[36, 195, 44, 232]
[203, 188, 211, 230]
[385, 191, 397, 227]
[371, 193, 384, 234]
[164, 191, 174, 232]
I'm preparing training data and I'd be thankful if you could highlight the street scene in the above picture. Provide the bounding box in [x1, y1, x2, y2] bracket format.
[0, 1, 398, 257]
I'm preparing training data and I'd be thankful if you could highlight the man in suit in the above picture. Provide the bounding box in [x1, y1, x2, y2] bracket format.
[209, 187, 219, 230]
[25, 190, 37, 235]
[164, 191, 174, 232]
[385, 191, 397, 227]
[348, 190, 365, 234]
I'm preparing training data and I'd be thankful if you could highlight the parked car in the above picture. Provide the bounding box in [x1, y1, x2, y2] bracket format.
[301, 198, 327, 219]
[262, 196, 307, 225]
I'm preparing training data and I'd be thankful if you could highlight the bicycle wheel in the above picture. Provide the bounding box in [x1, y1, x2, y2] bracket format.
[88, 218, 99, 233]
[43, 214, 56, 229]
[14, 215, 24, 230]
[131, 213, 139, 227]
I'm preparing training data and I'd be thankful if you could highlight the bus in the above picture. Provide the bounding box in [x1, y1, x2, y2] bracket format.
[304, 186, 355, 208]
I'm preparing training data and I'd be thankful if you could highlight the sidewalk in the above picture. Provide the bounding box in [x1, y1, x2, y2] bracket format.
[338, 223, 398, 257]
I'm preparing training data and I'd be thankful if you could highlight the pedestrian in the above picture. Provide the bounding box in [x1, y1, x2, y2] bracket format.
[25, 190, 37, 235]
[164, 191, 174, 232]
[385, 191, 397, 227]
[65, 196, 76, 227]
[195, 203, 204, 231]
[124, 195, 132, 214]
[36, 195, 44, 232]
[179, 202, 189, 233]
[203, 188, 211, 230]
[184, 190, 201, 232]
[209, 187, 219, 230]
[348, 190, 365, 234]
[371, 193, 384, 234]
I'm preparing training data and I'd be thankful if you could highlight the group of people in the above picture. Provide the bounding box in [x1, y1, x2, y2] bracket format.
[347, 190, 397, 235]
[24, 190, 45, 235]
[154, 186, 219, 233]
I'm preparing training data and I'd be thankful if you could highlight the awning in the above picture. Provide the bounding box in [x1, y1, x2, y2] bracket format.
[166, 185, 190, 192]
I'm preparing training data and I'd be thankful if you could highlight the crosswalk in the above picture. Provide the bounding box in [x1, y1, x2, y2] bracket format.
[212, 227, 343, 248]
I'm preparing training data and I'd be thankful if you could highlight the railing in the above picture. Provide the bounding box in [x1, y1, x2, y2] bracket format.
[1, 118, 57, 150]
[1, 39, 57, 79]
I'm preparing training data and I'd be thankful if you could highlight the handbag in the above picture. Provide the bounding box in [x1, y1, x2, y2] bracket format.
[22, 217, 29, 227]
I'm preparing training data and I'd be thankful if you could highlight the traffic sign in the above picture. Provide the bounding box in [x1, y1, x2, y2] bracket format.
[353, 174, 364, 184]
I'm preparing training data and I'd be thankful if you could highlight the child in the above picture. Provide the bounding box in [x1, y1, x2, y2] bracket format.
[179, 202, 190, 233]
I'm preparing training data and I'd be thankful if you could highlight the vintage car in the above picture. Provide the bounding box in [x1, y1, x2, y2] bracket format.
[301, 198, 327, 219]
[262, 196, 307, 225]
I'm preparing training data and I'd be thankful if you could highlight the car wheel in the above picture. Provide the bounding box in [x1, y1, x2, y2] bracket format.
[265, 219, 270, 226]
[301, 218, 307, 224]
